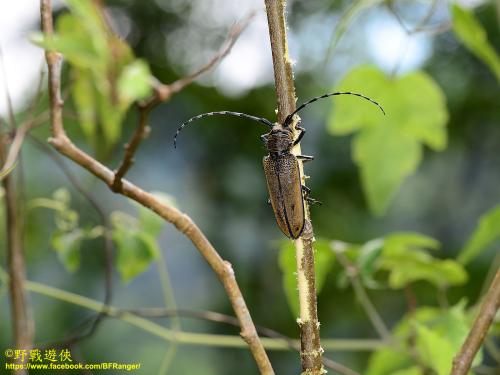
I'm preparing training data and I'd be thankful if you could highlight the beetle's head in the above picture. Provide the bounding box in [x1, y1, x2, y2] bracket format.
[265, 126, 294, 153]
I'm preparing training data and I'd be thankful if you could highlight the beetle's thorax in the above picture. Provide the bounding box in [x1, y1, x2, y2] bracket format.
[265, 127, 294, 154]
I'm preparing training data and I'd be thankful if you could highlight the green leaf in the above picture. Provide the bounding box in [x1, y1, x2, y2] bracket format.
[357, 238, 384, 288]
[384, 232, 440, 252]
[389, 367, 422, 375]
[353, 126, 422, 215]
[329, 66, 448, 215]
[118, 60, 153, 108]
[32, 0, 146, 150]
[51, 229, 84, 273]
[414, 302, 478, 375]
[378, 232, 467, 289]
[458, 204, 500, 265]
[278, 239, 335, 316]
[111, 211, 160, 282]
[380, 250, 467, 289]
[416, 324, 453, 375]
[451, 4, 500, 82]
[72, 69, 97, 145]
[113, 226, 159, 283]
[365, 347, 414, 375]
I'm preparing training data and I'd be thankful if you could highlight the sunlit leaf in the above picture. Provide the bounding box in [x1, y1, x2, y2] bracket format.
[278, 239, 335, 316]
[458, 204, 500, 265]
[451, 4, 500, 82]
[415, 301, 478, 375]
[118, 60, 153, 108]
[329, 66, 448, 215]
[415, 324, 454, 375]
[51, 229, 84, 273]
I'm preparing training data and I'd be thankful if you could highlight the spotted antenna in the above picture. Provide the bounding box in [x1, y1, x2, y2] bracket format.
[174, 111, 274, 148]
[283, 91, 385, 127]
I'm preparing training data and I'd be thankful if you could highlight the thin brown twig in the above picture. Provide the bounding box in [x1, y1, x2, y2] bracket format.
[1, 136, 34, 375]
[111, 104, 151, 192]
[386, 1, 451, 36]
[111, 10, 256, 191]
[40, 1, 273, 373]
[264, 1, 324, 374]
[451, 267, 500, 375]
[0, 109, 49, 181]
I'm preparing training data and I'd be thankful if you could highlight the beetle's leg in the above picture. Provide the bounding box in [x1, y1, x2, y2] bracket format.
[297, 155, 314, 163]
[306, 197, 323, 206]
[293, 126, 306, 146]
[302, 185, 322, 205]
[261, 134, 268, 144]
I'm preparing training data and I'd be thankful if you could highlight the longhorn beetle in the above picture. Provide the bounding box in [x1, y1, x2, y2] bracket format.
[174, 92, 385, 239]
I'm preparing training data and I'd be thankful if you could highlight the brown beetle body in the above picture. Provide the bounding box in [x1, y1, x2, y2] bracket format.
[262, 127, 305, 238]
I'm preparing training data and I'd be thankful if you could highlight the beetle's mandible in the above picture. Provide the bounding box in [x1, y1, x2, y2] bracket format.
[174, 91, 385, 239]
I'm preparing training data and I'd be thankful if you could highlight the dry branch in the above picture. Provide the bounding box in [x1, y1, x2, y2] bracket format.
[264, 0, 324, 373]
[40, 1, 273, 373]
[451, 267, 500, 375]
[1, 138, 34, 374]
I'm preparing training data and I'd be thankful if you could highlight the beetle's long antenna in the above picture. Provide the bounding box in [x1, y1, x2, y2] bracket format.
[283, 91, 385, 127]
[174, 111, 273, 148]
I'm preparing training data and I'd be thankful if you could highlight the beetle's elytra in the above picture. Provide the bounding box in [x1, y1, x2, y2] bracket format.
[174, 91, 385, 239]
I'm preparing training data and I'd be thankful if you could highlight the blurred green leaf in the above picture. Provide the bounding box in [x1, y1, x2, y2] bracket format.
[279, 241, 299, 316]
[329, 66, 448, 215]
[278, 239, 335, 316]
[384, 232, 440, 252]
[51, 229, 84, 273]
[357, 238, 384, 288]
[32, 0, 149, 149]
[414, 301, 478, 375]
[458, 204, 500, 265]
[389, 367, 422, 375]
[118, 60, 153, 108]
[451, 4, 500, 82]
[378, 232, 467, 289]
[368, 302, 478, 375]
[112, 212, 159, 282]
[72, 70, 97, 145]
[379, 248, 467, 289]
[415, 324, 454, 375]
[365, 347, 414, 375]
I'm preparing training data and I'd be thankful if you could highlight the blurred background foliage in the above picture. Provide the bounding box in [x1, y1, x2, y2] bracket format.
[1, 0, 500, 374]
